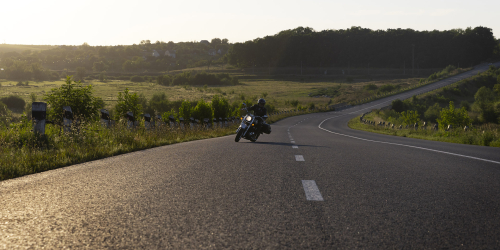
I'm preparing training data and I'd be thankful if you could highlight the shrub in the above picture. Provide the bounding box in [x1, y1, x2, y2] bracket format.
[379, 84, 396, 92]
[211, 95, 230, 119]
[44, 76, 104, 123]
[149, 93, 171, 114]
[461, 101, 471, 111]
[391, 99, 405, 113]
[290, 100, 299, 107]
[400, 110, 420, 125]
[178, 100, 192, 119]
[436, 101, 471, 130]
[0, 95, 26, 110]
[363, 84, 377, 91]
[424, 103, 441, 123]
[114, 88, 142, 120]
[130, 75, 144, 82]
[191, 99, 213, 122]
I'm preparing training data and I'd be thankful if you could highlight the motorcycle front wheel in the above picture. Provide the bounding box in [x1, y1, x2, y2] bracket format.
[235, 128, 244, 142]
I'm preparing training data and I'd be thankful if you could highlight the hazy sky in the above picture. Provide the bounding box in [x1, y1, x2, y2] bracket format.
[2, 0, 499, 46]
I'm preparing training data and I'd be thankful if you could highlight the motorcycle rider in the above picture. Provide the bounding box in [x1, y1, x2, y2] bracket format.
[246, 98, 271, 134]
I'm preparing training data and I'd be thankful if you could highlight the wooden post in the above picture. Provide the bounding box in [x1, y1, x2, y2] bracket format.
[63, 106, 73, 133]
[32, 102, 47, 135]
[219, 117, 223, 128]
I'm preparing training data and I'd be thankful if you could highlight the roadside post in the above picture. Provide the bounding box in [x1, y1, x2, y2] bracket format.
[100, 109, 111, 128]
[179, 117, 185, 130]
[169, 115, 176, 128]
[32, 102, 47, 135]
[144, 114, 151, 130]
[63, 106, 73, 133]
[189, 117, 195, 129]
[126, 111, 134, 129]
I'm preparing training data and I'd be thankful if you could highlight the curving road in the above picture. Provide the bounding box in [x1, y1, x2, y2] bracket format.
[1, 63, 500, 249]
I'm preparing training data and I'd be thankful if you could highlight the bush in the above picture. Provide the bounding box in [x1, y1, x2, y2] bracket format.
[363, 84, 377, 91]
[114, 88, 142, 120]
[379, 84, 396, 92]
[178, 100, 192, 119]
[290, 100, 299, 107]
[211, 95, 230, 119]
[391, 99, 405, 113]
[149, 92, 170, 114]
[192, 99, 213, 122]
[130, 75, 144, 82]
[436, 101, 471, 130]
[0, 95, 26, 110]
[424, 103, 441, 123]
[44, 76, 104, 123]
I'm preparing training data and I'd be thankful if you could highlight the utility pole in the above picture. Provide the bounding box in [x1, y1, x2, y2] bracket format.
[412, 44, 415, 76]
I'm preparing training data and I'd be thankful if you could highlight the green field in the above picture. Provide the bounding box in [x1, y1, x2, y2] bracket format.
[0, 74, 433, 113]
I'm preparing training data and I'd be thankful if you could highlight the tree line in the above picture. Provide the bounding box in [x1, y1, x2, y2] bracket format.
[0, 39, 231, 81]
[227, 26, 499, 69]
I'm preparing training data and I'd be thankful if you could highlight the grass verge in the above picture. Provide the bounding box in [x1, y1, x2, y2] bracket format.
[0, 109, 325, 181]
[348, 112, 500, 147]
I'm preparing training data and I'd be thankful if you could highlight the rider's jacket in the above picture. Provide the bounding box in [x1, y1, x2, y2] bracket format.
[248, 104, 267, 117]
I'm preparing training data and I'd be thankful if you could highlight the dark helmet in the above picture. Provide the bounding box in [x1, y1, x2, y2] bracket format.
[258, 98, 266, 105]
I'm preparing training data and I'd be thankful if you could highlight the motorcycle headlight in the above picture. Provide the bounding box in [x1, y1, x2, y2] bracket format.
[246, 116, 252, 122]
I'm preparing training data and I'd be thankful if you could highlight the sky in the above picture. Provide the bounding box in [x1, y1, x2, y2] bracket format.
[1, 0, 499, 46]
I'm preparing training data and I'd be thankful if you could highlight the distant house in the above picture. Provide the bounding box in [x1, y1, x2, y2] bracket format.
[152, 50, 161, 57]
[217, 49, 223, 54]
[200, 40, 210, 45]
[208, 49, 216, 56]
[165, 50, 176, 58]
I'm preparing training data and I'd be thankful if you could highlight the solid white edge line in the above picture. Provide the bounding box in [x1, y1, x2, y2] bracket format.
[318, 116, 500, 165]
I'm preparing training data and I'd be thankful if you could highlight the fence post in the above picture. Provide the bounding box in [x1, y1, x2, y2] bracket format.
[100, 109, 111, 128]
[156, 115, 163, 128]
[126, 111, 134, 129]
[189, 117, 195, 129]
[169, 115, 176, 128]
[144, 114, 151, 130]
[179, 117, 185, 130]
[32, 102, 47, 135]
[204, 118, 210, 129]
[63, 106, 73, 132]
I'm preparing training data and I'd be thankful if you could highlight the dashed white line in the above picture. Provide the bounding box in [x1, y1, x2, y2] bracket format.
[292, 145, 298, 149]
[302, 180, 324, 201]
[291, 140, 296, 144]
[295, 155, 305, 161]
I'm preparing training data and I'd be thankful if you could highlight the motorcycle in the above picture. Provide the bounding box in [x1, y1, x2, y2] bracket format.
[235, 103, 268, 142]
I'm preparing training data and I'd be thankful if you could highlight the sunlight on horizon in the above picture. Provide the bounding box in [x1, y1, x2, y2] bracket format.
[1, 0, 499, 46]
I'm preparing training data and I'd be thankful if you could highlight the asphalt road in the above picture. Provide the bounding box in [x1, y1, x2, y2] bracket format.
[1, 63, 500, 249]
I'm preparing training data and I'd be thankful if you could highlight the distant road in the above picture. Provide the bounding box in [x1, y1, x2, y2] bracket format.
[1, 62, 499, 249]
